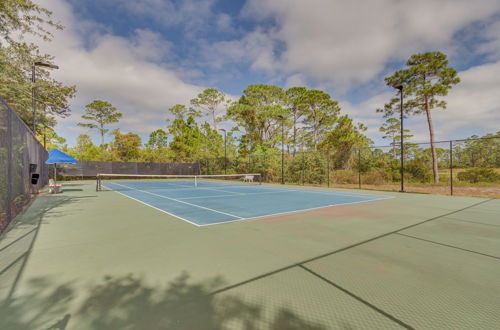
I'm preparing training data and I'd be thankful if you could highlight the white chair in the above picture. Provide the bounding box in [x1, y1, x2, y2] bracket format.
[48, 179, 62, 194]
[243, 175, 254, 182]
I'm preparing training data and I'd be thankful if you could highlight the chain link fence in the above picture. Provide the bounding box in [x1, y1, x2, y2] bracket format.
[1, 97, 48, 233]
[200, 136, 500, 198]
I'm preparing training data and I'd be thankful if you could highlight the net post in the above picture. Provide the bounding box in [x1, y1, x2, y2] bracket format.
[96, 175, 100, 191]
[358, 148, 361, 189]
[258, 173, 262, 185]
[6, 101, 13, 222]
[195, 175, 198, 187]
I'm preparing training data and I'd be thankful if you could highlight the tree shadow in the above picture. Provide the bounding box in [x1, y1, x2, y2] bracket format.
[271, 309, 331, 330]
[0, 277, 75, 330]
[1, 272, 330, 330]
[0, 194, 96, 303]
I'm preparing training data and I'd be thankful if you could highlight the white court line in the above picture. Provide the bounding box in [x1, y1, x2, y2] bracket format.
[135, 182, 193, 189]
[178, 190, 296, 200]
[102, 184, 202, 227]
[117, 181, 245, 195]
[163, 183, 193, 188]
[197, 187, 246, 195]
[137, 185, 242, 195]
[177, 188, 386, 201]
[113, 183, 257, 191]
[198, 196, 393, 227]
[106, 182, 243, 219]
[216, 184, 391, 198]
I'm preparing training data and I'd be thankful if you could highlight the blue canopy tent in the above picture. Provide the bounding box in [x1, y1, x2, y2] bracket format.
[45, 149, 77, 183]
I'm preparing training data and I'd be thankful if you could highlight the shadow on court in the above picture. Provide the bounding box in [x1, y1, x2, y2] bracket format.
[0, 272, 329, 330]
[0, 193, 96, 303]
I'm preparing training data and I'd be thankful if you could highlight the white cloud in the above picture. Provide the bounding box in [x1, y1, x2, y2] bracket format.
[216, 13, 233, 32]
[284, 73, 307, 89]
[241, 0, 500, 90]
[340, 92, 394, 143]
[202, 28, 279, 72]
[478, 20, 500, 59]
[129, 29, 173, 62]
[435, 61, 500, 136]
[34, 0, 203, 145]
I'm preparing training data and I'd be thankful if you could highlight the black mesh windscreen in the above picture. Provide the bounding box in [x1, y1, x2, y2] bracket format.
[56, 160, 199, 177]
[1, 97, 48, 233]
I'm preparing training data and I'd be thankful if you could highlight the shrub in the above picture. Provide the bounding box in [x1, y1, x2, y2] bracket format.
[405, 160, 433, 183]
[330, 170, 358, 184]
[362, 168, 391, 185]
[457, 168, 499, 183]
[303, 153, 327, 184]
[285, 155, 304, 184]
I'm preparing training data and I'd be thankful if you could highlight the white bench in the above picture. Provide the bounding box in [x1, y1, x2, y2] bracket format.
[243, 175, 254, 182]
[48, 179, 62, 194]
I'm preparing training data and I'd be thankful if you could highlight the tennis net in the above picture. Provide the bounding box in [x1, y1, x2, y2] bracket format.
[96, 173, 262, 191]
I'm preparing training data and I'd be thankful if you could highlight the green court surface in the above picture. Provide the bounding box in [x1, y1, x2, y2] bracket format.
[1, 181, 499, 329]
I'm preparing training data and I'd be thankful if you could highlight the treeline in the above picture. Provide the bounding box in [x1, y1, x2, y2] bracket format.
[59, 85, 370, 165]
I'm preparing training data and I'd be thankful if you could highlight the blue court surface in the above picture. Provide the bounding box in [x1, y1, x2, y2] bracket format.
[103, 180, 390, 226]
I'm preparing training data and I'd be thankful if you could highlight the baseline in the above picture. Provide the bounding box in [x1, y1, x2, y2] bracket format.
[177, 189, 296, 200]
[204, 184, 392, 199]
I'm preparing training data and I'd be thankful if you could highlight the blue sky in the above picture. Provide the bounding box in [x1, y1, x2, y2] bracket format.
[34, 0, 500, 146]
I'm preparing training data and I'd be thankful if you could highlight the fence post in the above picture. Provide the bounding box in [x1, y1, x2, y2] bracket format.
[358, 148, 361, 189]
[6, 103, 13, 223]
[301, 152, 305, 185]
[450, 140, 453, 196]
[327, 150, 330, 188]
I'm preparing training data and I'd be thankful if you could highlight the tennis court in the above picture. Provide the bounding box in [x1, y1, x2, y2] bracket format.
[99, 174, 390, 226]
[1, 180, 499, 329]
